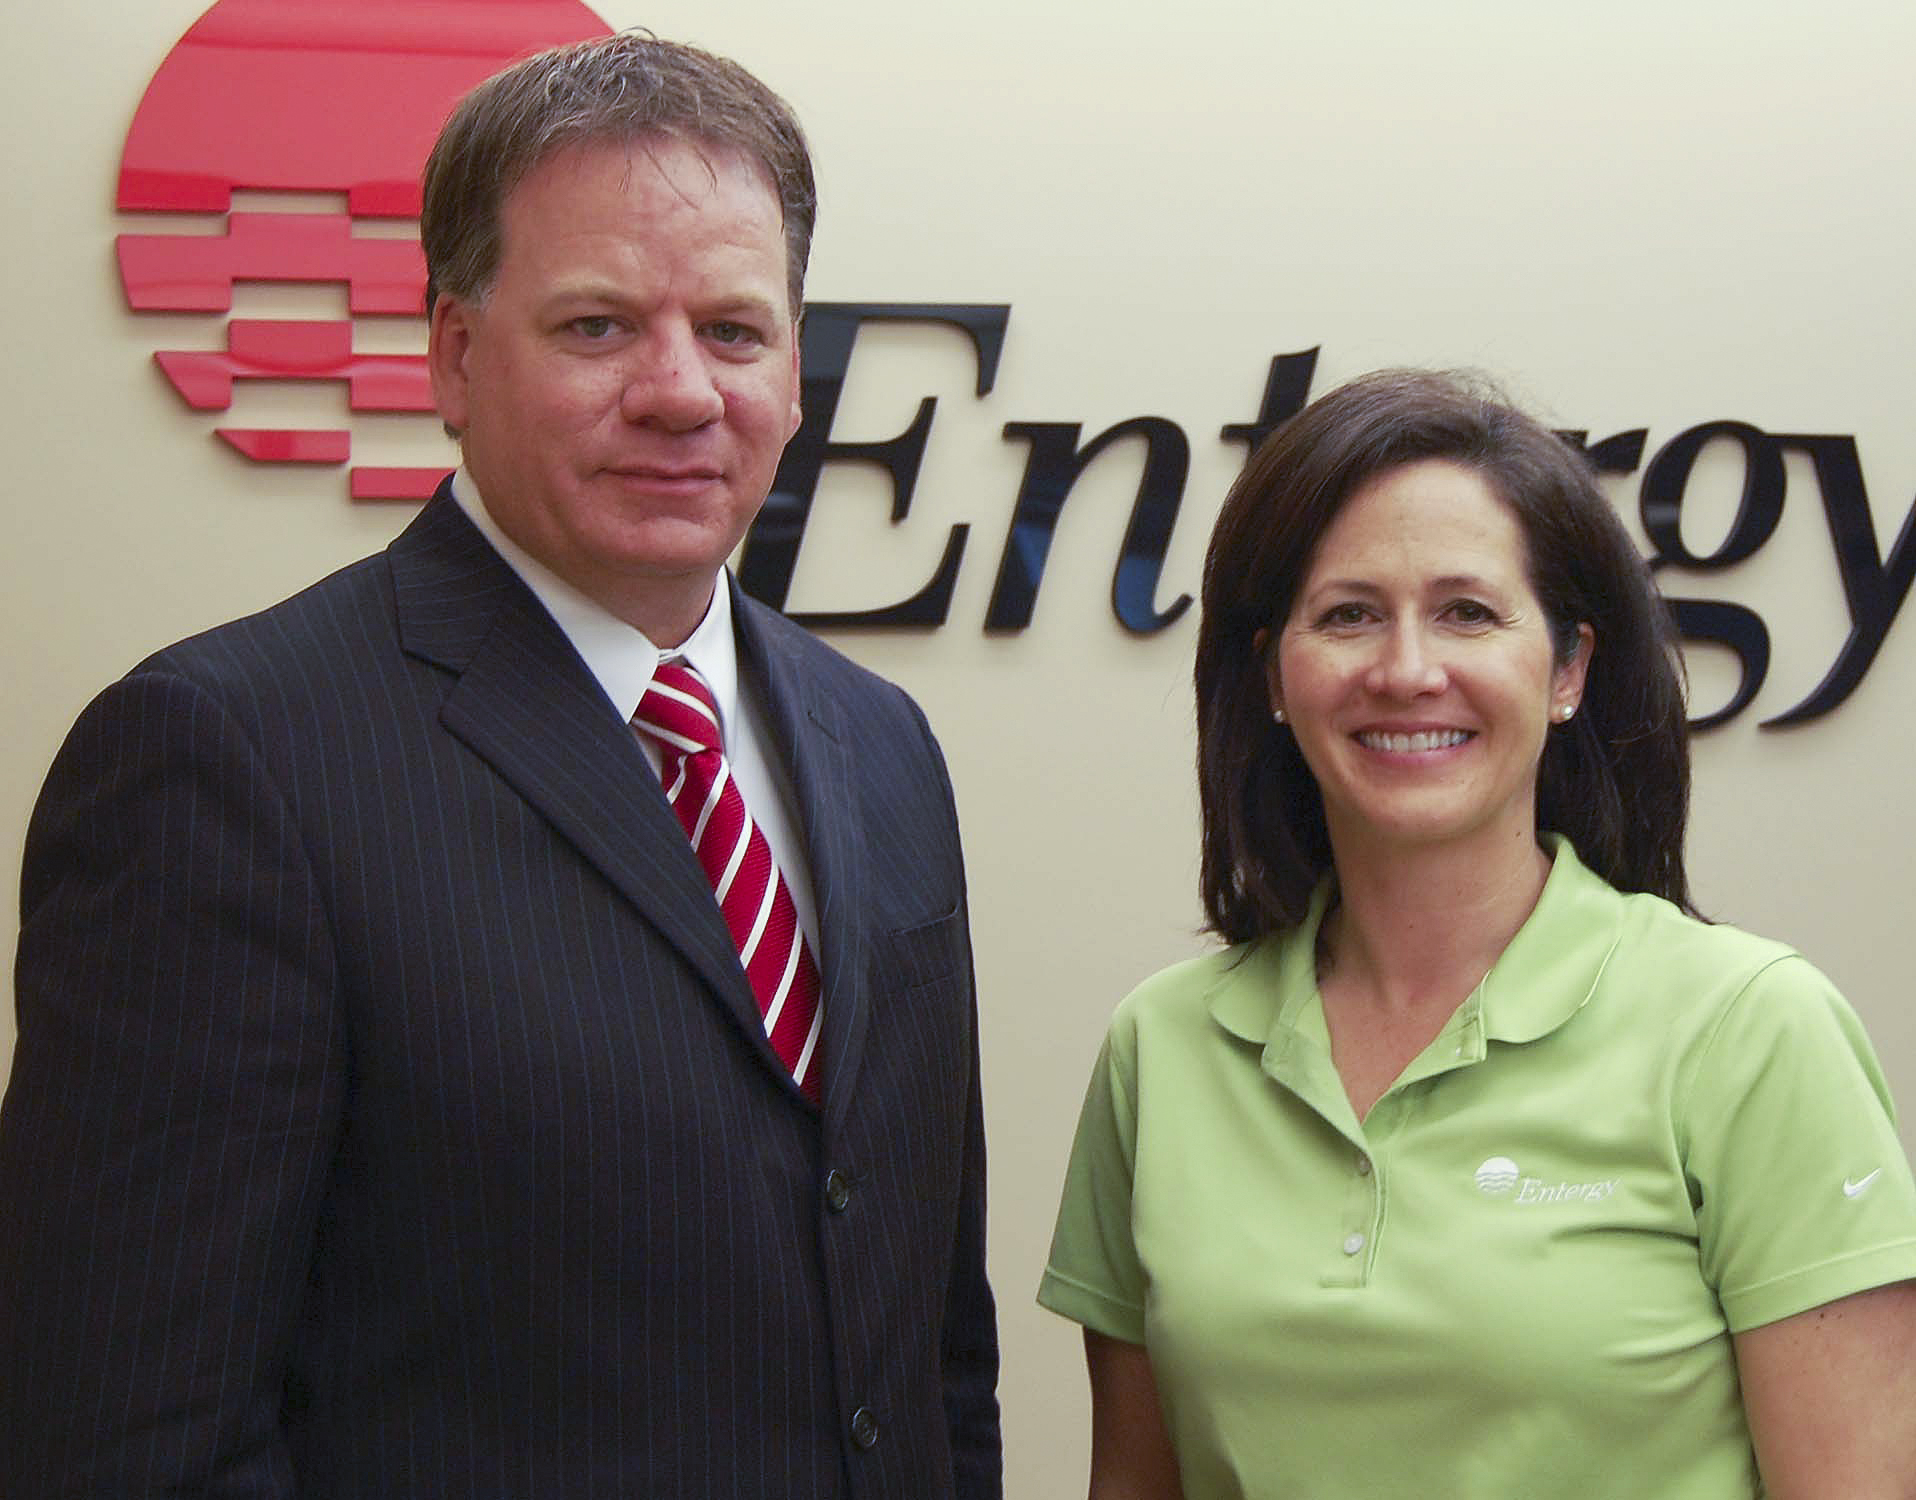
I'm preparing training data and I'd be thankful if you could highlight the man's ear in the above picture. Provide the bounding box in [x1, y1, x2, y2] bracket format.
[427, 294, 475, 439]
[784, 330, 802, 442]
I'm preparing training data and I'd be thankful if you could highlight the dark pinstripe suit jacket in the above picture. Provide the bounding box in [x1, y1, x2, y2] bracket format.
[0, 491, 1001, 1499]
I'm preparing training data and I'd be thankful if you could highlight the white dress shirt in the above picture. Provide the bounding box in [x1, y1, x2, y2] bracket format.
[448, 468, 820, 955]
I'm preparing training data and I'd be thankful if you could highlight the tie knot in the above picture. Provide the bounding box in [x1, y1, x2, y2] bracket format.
[634, 660, 723, 757]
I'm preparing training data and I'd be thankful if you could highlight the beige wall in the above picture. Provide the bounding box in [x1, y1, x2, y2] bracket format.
[6, 1, 1914, 1492]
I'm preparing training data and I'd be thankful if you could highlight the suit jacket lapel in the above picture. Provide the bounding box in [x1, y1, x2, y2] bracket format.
[734, 586, 870, 1124]
[388, 491, 768, 1057]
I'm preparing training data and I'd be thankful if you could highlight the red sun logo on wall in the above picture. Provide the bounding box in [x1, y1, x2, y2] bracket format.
[117, 0, 610, 501]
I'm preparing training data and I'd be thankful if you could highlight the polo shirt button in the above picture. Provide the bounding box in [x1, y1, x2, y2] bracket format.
[824, 1168, 851, 1213]
[1355, 1153, 1373, 1176]
[1342, 1232, 1366, 1256]
[850, 1405, 880, 1450]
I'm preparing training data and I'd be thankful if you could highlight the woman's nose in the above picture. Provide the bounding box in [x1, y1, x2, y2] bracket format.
[1367, 622, 1446, 698]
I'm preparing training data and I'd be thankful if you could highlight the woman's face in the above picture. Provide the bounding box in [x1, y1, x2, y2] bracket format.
[1267, 459, 1591, 863]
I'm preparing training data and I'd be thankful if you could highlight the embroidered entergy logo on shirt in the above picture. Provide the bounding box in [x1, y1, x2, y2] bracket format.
[1474, 1155, 1618, 1204]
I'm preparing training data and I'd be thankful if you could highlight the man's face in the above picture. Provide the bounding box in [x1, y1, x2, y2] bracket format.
[429, 136, 802, 646]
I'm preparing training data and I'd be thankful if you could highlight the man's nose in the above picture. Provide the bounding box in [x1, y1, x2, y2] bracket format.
[1367, 621, 1447, 698]
[621, 326, 724, 431]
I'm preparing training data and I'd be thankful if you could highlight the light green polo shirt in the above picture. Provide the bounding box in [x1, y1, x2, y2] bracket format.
[1039, 841, 1916, 1499]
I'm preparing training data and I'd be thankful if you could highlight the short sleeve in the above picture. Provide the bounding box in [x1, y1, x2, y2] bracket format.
[1682, 954, 1916, 1331]
[1038, 1019, 1150, 1344]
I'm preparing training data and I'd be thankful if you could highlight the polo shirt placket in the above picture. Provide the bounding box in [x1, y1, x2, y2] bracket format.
[1261, 969, 1498, 1290]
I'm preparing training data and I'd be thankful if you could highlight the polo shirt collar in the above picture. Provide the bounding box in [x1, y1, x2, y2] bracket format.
[1206, 890, 1323, 1048]
[1477, 837, 1625, 1043]
[1207, 836, 1625, 1052]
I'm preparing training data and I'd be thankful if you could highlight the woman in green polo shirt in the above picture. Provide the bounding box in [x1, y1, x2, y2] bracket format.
[1039, 369, 1916, 1498]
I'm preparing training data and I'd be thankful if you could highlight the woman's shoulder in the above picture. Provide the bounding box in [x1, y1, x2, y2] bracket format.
[1106, 934, 1298, 1044]
[1530, 845, 1846, 1055]
[1114, 945, 1240, 1014]
[1545, 842, 1807, 1000]
[1585, 880, 1862, 1066]
[1606, 883, 1813, 994]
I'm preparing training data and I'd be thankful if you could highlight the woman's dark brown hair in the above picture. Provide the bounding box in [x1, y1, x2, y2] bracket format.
[1195, 368, 1695, 943]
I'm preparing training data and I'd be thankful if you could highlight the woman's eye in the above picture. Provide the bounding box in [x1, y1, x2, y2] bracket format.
[1447, 599, 1496, 625]
[1321, 603, 1370, 627]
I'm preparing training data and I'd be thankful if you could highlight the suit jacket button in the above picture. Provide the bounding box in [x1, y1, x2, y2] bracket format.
[850, 1405, 880, 1450]
[824, 1167, 852, 1213]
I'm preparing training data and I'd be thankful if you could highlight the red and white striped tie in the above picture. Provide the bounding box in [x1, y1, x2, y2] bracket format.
[633, 661, 822, 1101]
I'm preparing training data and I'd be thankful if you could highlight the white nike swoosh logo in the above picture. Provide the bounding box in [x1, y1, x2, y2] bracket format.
[1844, 1169, 1883, 1198]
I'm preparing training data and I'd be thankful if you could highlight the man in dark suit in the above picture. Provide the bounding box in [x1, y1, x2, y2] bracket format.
[0, 33, 1000, 1499]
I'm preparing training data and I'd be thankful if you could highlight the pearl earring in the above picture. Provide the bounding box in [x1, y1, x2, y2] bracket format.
[1556, 704, 1576, 722]
[1272, 708, 1286, 725]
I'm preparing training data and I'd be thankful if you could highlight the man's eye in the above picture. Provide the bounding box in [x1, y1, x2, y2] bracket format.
[705, 321, 757, 346]
[570, 316, 618, 339]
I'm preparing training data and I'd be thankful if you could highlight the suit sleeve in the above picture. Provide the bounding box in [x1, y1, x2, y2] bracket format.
[940, 951, 1002, 1499]
[0, 668, 344, 1498]
[920, 717, 1003, 1500]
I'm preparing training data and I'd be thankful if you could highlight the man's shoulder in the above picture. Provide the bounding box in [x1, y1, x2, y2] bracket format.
[136, 489, 501, 690]
[141, 547, 397, 691]
[736, 591, 928, 725]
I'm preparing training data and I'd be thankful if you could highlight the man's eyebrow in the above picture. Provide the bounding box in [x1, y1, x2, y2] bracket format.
[535, 283, 786, 321]
[537, 278, 630, 308]
[700, 287, 785, 319]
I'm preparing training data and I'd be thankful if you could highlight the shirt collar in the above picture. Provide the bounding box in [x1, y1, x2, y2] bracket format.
[447, 465, 740, 733]
[1474, 836, 1625, 1043]
[1208, 836, 1626, 1050]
